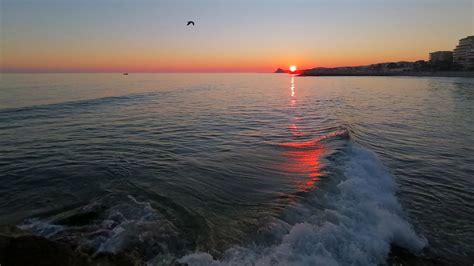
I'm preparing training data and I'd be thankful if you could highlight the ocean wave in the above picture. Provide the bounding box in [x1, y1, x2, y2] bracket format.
[178, 143, 427, 266]
[277, 128, 350, 149]
[0, 90, 159, 116]
[15, 133, 427, 265]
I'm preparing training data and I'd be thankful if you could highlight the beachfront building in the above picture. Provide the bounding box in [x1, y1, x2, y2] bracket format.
[429, 51, 453, 64]
[453, 36, 474, 68]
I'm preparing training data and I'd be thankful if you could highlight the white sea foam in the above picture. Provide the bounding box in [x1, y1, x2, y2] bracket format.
[20, 194, 181, 258]
[19, 219, 65, 238]
[178, 144, 427, 266]
[96, 195, 160, 253]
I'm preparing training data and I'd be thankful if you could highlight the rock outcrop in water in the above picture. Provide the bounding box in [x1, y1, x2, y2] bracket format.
[274, 68, 288, 73]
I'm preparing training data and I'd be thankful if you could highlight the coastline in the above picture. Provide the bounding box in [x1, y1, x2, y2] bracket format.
[297, 71, 474, 78]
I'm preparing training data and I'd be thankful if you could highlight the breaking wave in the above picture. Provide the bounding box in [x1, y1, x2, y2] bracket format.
[178, 143, 427, 266]
[16, 128, 427, 265]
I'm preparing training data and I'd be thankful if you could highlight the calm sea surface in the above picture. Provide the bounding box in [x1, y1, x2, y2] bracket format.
[1, 73, 473, 265]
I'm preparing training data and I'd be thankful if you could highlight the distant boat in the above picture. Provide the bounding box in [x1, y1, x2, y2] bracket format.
[123, 73, 129, 75]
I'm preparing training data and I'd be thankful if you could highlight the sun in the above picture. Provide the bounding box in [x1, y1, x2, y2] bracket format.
[289, 65, 297, 72]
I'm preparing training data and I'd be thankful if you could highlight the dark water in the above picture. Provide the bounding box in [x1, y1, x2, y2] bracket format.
[0, 74, 473, 265]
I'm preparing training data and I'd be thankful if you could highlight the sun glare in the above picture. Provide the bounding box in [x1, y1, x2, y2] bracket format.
[289, 65, 297, 72]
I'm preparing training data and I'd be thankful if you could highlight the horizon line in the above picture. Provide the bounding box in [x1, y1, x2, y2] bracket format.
[0, 58, 432, 74]
[0, 71, 274, 74]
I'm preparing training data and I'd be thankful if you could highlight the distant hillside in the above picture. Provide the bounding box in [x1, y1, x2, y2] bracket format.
[300, 61, 431, 76]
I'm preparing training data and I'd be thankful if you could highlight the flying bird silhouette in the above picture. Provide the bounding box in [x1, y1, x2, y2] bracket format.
[187, 21, 195, 26]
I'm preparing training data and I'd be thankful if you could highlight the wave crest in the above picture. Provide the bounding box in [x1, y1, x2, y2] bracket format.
[179, 144, 426, 266]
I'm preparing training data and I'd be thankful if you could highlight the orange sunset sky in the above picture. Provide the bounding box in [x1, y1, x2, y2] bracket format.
[1, 0, 473, 73]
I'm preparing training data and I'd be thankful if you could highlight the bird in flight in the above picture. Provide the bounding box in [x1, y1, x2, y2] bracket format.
[187, 21, 195, 26]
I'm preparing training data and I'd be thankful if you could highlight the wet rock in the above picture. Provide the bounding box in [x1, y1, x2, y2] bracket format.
[0, 225, 140, 266]
[387, 245, 448, 266]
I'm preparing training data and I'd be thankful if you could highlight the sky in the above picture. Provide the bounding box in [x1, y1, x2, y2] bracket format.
[1, 0, 473, 73]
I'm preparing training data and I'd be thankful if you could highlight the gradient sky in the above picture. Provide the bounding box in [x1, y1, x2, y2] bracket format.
[1, 0, 473, 72]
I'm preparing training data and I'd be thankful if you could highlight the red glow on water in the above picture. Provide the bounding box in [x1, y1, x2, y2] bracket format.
[290, 124, 305, 136]
[274, 75, 344, 196]
[309, 172, 322, 178]
[279, 139, 317, 148]
[280, 141, 325, 192]
[279, 74, 325, 192]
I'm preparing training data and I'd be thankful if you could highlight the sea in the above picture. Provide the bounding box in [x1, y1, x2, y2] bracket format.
[1, 73, 473, 265]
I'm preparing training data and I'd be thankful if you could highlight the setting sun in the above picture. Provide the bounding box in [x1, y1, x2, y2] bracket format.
[289, 65, 297, 72]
